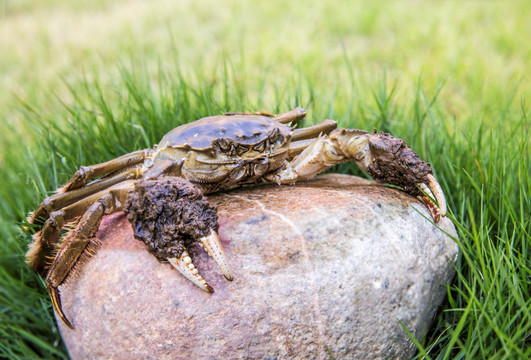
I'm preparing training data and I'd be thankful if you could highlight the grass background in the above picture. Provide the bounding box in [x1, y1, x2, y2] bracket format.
[1, 0, 530, 358]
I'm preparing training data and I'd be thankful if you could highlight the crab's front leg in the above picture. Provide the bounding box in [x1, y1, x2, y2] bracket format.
[124, 178, 233, 293]
[266, 129, 447, 222]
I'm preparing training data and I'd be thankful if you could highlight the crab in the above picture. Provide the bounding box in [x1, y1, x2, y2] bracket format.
[26, 107, 446, 329]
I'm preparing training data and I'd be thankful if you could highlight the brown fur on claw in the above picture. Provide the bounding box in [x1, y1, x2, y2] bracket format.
[366, 131, 433, 196]
[125, 178, 218, 260]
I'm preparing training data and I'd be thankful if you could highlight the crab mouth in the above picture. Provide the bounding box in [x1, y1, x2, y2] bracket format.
[185, 148, 290, 190]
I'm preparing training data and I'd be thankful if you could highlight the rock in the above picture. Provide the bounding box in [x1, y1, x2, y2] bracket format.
[57, 174, 458, 359]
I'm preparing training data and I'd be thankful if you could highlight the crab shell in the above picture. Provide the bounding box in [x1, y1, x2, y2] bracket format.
[153, 115, 293, 192]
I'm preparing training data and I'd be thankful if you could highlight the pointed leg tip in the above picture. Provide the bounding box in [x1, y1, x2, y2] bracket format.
[62, 316, 75, 330]
[224, 274, 234, 282]
[47, 283, 74, 329]
[295, 107, 306, 115]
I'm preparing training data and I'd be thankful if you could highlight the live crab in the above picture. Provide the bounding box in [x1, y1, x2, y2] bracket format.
[27, 108, 446, 329]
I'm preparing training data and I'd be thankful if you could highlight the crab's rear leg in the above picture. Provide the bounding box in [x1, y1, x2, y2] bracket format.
[266, 128, 447, 222]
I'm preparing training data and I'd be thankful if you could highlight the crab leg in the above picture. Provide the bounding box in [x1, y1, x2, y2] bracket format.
[58, 149, 152, 193]
[27, 210, 65, 275]
[288, 138, 319, 157]
[291, 119, 337, 141]
[29, 164, 145, 226]
[287, 119, 338, 158]
[26, 180, 137, 274]
[27, 166, 143, 274]
[273, 107, 307, 124]
[224, 108, 306, 123]
[266, 129, 447, 222]
[46, 185, 133, 328]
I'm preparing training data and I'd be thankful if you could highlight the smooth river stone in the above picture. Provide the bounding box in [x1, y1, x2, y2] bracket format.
[56, 174, 458, 359]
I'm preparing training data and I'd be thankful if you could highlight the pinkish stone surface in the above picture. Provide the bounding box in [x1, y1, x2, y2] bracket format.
[57, 174, 458, 359]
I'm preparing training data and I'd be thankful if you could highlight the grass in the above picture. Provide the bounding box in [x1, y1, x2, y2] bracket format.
[1, 1, 530, 359]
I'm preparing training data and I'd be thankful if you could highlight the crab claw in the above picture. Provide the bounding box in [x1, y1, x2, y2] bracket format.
[418, 174, 447, 223]
[199, 229, 233, 281]
[168, 250, 213, 293]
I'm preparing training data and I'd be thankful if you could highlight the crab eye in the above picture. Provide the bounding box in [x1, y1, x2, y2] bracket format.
[236, 145, 248, 156]
[268, 128, 279, 142]
[217, 138, 232, 152]
[275, 134, 284, 145]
